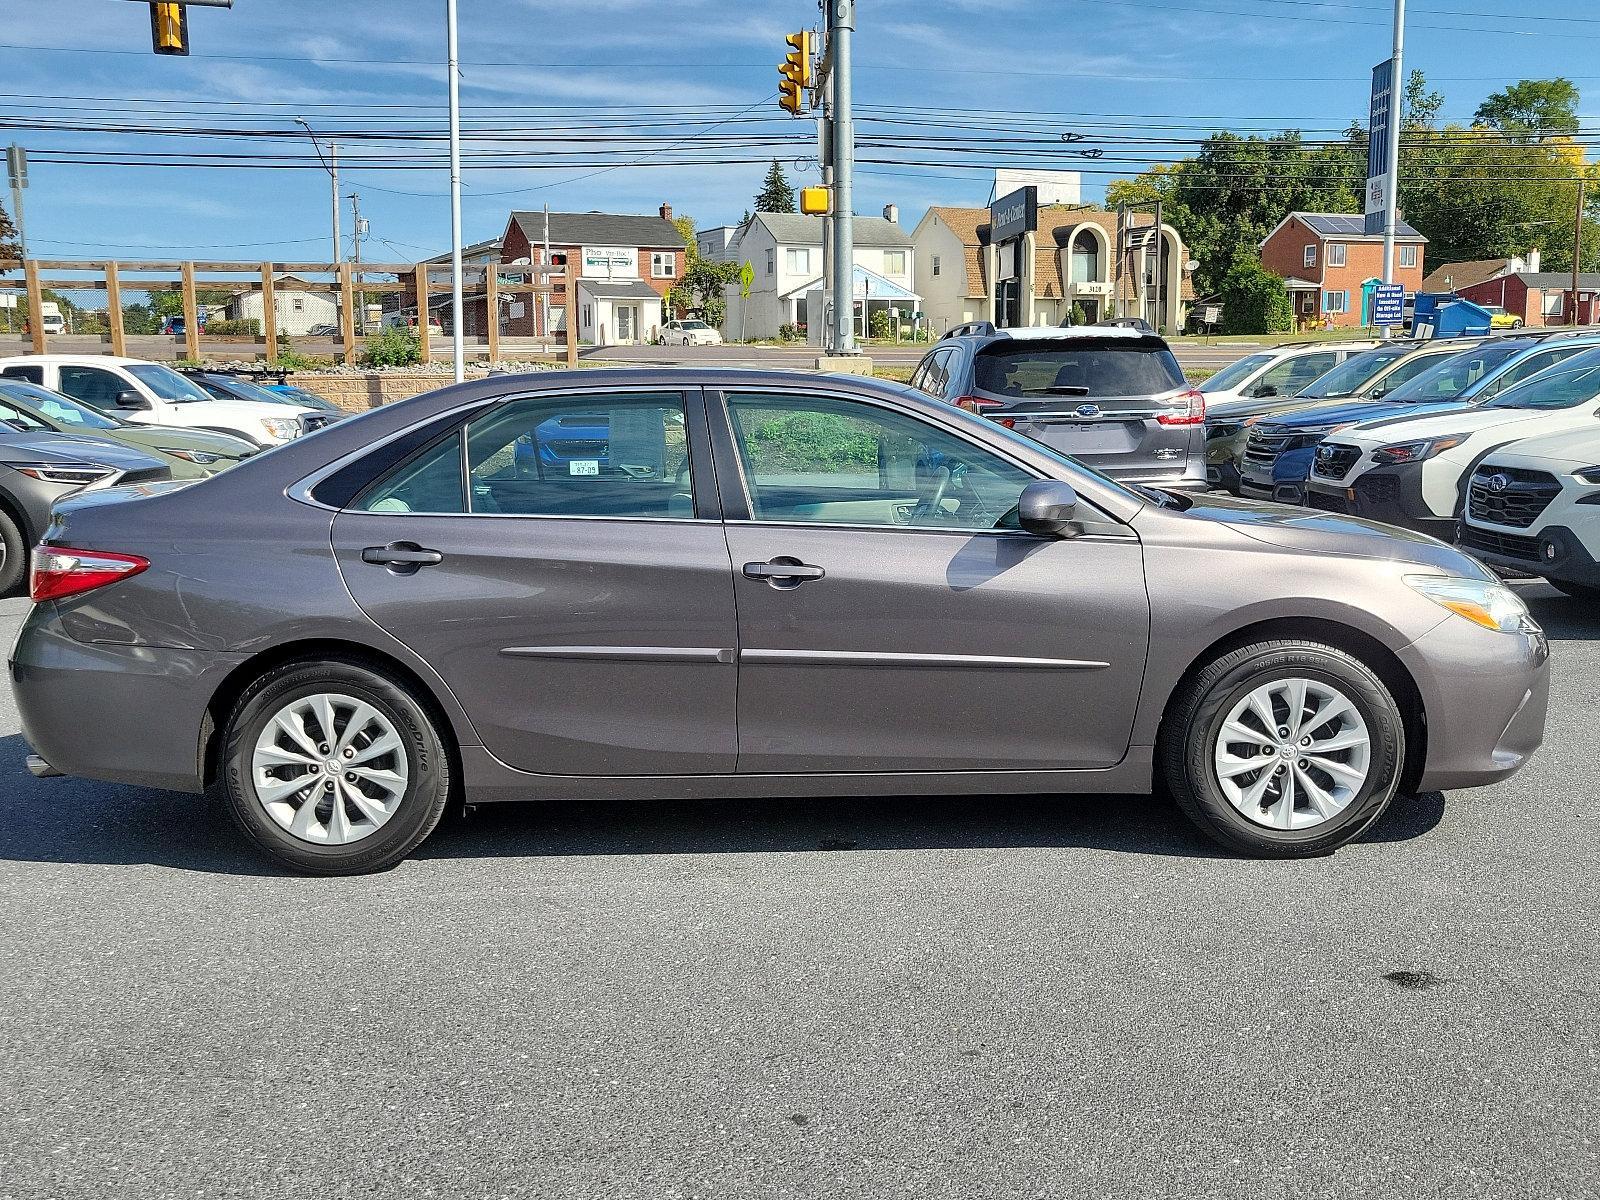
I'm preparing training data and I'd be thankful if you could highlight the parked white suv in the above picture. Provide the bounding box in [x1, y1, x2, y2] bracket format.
[0, 355, 316, 447]
[1303, 346, 1600, 538]
[1459, 426, 1600, 599]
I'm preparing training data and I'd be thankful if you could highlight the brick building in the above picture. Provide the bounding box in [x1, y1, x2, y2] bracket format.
[1428, 252, 1600, 327]
[1260, 212, 1427, 330]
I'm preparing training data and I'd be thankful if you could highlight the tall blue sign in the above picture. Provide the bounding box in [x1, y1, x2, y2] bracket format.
[1365, 59, 1394, 235]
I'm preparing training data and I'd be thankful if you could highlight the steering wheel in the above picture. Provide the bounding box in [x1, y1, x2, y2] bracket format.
[910, 465, 952, 524]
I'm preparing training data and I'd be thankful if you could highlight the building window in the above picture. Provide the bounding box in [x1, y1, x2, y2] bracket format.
[765, 248, 774, 276]
[1327, 243, 1347, 268]
[650, 252, 674, 278]
[882, 250, 907, 276]
[932, 254, 941, 277]
[1304, 244, 1318, 269]
[292, 297, 305, 312]
[1399, 244, 1418, 268]
[785, 248, 811, 274]
[1543, 291, 1565, 317]
[582, 304, 592, 327]
[1324, 290, 1348, 314]
[1070, 235, 1100, 285]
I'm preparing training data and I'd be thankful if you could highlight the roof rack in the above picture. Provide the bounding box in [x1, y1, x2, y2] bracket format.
[941, 321, 996, 340]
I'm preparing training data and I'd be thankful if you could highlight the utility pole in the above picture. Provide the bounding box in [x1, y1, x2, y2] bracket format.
[6, 145, 27, 263]
[1573, 177, 1586, 327]
[1379, 0, 1406, 328]
[347, 191, 366, 323]
[828, 0, 856, 354]
[445, 0, 465, 381]
[294, 118, 340, 270]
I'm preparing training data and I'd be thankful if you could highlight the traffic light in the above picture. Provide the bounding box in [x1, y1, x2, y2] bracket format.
[799, 186, 831, 215]
[778, 31, 813, 117]
[149, 2, 189, 55]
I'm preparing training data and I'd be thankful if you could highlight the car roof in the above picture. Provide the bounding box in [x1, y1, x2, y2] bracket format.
[0, 354, 148, 367]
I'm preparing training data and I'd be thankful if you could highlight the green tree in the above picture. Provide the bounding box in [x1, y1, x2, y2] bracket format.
[1403, 69, 1444, 130]
[1218, 257, 1292, 335]
[147, 286, 232, 319]
[680, 257, 739, 329]
[1475, 78, 1580, 142]
[754, 159, 795, 213]
[0, 197, 19, 274]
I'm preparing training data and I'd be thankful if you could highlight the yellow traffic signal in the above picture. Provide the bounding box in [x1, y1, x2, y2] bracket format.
[799, 186, 831, 215]
[149, 2, 189, 55]
[778, 31, 813, 117]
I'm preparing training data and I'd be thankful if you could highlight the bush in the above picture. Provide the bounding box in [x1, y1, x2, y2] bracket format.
[1218, 258, 1293, 335]
[869, 310, 895, 340]
[360, 326, 423, 368]
[1069, 302, 1088, 326]
[777, 322, 803, 342]
[274, 350, 336, 371]
[747, 411, 877, 473]
[205, 319, 260, 337]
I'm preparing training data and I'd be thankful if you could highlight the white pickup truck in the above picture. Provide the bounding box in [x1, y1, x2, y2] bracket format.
[0, 354, 320, 447]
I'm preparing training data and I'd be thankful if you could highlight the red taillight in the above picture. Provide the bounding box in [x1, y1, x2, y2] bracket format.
[30, 547, 149, 604]
[1157, 388, 1206, 427]
[953, 395, 1016, 429]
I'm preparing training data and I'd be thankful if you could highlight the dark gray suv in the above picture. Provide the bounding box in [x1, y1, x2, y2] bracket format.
[911, 324, 1207, 490]
[11, 369, 1548, 874]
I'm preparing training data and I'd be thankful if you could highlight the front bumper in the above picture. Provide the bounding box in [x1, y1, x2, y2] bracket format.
[1305, 464, 1455, 539]
[1460, 522, 1600, 588]
[1401, 614, 1550, 792]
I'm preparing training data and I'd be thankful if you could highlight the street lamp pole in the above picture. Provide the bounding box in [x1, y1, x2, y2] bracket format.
[446, 0, 465, 381]
[1380, 0, 1405, 295]
[294, 118, 340, 270]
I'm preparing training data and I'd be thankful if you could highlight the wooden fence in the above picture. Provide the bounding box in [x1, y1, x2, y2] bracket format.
[0, 258, 579, 367]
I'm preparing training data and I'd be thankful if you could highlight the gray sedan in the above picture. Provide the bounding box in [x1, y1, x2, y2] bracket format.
[10, 369, 1549, 874]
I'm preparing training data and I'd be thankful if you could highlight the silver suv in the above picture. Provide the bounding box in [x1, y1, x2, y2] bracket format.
[911, 324, 1206, 490]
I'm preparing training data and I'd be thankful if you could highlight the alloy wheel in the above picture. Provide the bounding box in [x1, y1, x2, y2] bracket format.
[250, 693, 410, 845]
[1212, 677, 1372, 831]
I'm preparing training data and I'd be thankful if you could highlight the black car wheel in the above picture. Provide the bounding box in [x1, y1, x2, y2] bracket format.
[221, 659, 453, 875]
[0, 506, 27, 597]
[1160, 640, 1405, 857]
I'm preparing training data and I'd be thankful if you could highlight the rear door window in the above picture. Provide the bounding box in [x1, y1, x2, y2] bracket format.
[973, 339, 1184, 400]
[56, 365, 128, 409]
[0, 364, 44, 385]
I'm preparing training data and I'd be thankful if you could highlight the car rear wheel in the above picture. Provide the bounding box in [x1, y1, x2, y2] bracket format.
[0, 506, 26, 597]
[1159, 640, 1405, 857]
[221, 660, 452, 874]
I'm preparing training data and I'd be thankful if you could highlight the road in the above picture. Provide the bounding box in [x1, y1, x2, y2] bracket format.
[2, 589, 1594, 1199]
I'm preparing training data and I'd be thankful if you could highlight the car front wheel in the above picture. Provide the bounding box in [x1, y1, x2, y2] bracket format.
[1160, 640, 1405, 856]
[221, 660, 453, 874]
[0, 506, 26, 596]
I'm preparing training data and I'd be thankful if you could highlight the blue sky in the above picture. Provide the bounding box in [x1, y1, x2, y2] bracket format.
[4, 0, 1596, 267]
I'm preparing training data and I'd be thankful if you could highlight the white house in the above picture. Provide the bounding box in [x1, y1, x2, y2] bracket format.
[226, 274, 339, 337]
[720, 210, 919, 340]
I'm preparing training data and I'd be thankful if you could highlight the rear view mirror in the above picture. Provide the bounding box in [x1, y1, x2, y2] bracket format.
[1017, 480, 1080, 538]
[115, 390, 150, 410]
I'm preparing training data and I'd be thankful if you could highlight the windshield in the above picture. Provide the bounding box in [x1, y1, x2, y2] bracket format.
[0, 380, 125, 430]
[680, 320, 709, 330]
[1199, 353, 1273, 394]
[127, 363, 215, 404]
[1486, 353, 1600, 410]
[205, 375, 301, 406]
[974, 339, 1185, 398]
[1297, 345, 1412, 398]
[1381, 344, 1523, 404]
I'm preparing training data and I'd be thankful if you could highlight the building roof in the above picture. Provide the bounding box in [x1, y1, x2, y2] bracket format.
[423, 237, 503, 264]
[1514, 272, 1600, 289]
[753, 211, 912, 249]
[1264, 211, 1427, 246]
[1421, 257, 1512, 292]
[508, 210, 682, 249]
[577, 278, 663, 301]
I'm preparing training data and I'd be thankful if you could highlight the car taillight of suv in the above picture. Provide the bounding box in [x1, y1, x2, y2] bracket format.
[1157, 388, 1206, 427]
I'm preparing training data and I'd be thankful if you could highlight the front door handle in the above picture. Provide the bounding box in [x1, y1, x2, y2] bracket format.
[743, 557, 825, 588]
[361, 542, 444, 574]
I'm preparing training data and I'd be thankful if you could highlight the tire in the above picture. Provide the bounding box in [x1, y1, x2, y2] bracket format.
[1548, 578, 1600, 601]
[221, 659, 453, 874]
[1159, 640, 1405, 857]
[0, 505, 27, 597]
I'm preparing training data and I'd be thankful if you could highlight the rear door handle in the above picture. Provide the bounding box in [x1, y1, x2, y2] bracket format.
[743, 558, 825, 588]
[361, 542, 443, 573]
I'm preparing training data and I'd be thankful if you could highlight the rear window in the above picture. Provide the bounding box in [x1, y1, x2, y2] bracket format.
[973, 339, 1184, 399]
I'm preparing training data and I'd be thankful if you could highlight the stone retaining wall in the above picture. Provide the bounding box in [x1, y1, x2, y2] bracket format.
[288, 371, 461, 413]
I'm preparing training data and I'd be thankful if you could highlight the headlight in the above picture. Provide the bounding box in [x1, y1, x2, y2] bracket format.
[260, 417, 302, 441]
[160, 448, 222, 465]
[1371, 435, 1466, 466]
[1573, 465, 1600, 484]
[8, 461, 117, 486]
[1405, 574, 1539, 634]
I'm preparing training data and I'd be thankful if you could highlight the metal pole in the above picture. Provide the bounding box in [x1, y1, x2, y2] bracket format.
[1573, 176, 1585, 327]
[830, 0, 855, 354]
[543, 204, 551, 346]
[8, 176, 25, 264]
[446, 0, 465, 381]
[348, 191, 364, 323]
[1380, 0, 1405, 340]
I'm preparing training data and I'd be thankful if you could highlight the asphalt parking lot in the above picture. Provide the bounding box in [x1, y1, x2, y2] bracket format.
[1, 588, 1596, 1200]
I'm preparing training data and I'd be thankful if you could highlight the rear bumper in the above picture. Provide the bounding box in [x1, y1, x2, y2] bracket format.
[1402, 616, 1550, 792]
[8, 604, 242, 793]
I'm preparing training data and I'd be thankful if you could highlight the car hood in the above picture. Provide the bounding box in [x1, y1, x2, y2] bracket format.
[1475, 425, 1600, 467]
[0, 431, 167, 472]
[1336, 404, 1551, 448]
[1260, 398, 1468, 432]
[115, 426, 256, 457]
[169, 398, 312, 424]
[1175, 490, 1491, 577]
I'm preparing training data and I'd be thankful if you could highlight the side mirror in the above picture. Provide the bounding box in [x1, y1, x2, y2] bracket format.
[1254, 384, 1279, 398]
[115, 389, 151, 410]
[1017, 479, 1080, 538]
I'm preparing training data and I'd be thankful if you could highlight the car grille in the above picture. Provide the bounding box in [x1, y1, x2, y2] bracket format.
[1206, 422, 1243, 441]
[1307, 490, 1350, 514]
[1461, 525, 1542, 563]
[1242, 427, 1320, 468]
[1312, 443, 1362, 480]
[1467, 466, 1561, 529]
[549, 438, 607, 457]
[301, 414, 331, 434]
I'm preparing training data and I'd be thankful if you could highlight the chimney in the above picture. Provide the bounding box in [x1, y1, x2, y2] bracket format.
[1527, 247, 1541, 273]
[882, 203, 899, 225]
[659, 202, 673, 221]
